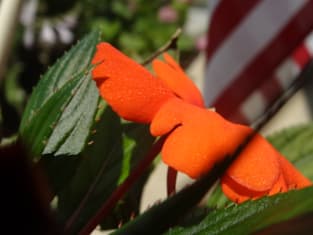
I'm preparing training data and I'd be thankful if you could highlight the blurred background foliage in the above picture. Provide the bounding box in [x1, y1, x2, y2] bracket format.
[0, 0, 198, 139]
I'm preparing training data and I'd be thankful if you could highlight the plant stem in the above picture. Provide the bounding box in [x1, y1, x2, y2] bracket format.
[76, 136, 167, 235]
[141, 28, 182, 66]
[167, 166, 177, 196]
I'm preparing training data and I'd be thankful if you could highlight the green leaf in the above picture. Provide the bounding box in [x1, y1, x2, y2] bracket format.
[42, 74, 99, 156]
[19, 31, 101, 158]
[112, 159, 233, 235]
[165, 186, 313, 235]
[19, 75, 82, 158]
[206, 183, 230, 209]
[55, 105, 155, 234]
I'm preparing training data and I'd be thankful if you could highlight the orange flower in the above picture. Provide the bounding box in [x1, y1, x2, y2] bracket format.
[92, 42, 311, 203]
[92, 43, 175, 123]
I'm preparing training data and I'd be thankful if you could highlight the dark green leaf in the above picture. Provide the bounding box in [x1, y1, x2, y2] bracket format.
[165, 186, 313, 235]
[19, 31, 101, 158]
[19, 75, 82, 158]
[42, 74, 99, 155]
[56, 104, 155, 234]
[111, 158, 234, 235]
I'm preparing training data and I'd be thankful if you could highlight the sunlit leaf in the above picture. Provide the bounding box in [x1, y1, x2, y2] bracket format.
[165, 186, 313, 235]
[268, 123, 313, 179]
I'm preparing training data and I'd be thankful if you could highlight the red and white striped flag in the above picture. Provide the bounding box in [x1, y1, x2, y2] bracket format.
[204, 0, 313, 124]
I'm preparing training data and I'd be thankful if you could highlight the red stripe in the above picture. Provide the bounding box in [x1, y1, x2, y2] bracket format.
[206, 0, 261, 61]
[292, 44, 311, 68]
[228, 110, 249, 125]
[212, 1, 313, 123]
[259, 76, 283, 104]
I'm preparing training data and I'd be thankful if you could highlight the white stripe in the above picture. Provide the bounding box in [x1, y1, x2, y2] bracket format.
[241, 91, 267, 122]
[304, 32, 313, 55]
[203, 0, 307, 106]
[275, 58, 300, 89]
[208, 0, 220, 12]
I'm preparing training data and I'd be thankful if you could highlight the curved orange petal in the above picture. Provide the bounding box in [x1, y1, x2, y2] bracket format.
[268, 172, 288, 196]
[277, 154, 311, 189]
[150, 97, 183, 136]
[221, 174, 269, 203]
[152, 53, 205, 108]
[225, 134, 281, 192]
[92, 43, 175, 123]
[222, 171, 289, 203]
[222, 138, 312, 203]
[151, 98, 251, 178]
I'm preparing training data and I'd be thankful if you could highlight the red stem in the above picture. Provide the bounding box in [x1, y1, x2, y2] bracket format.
[77, 136, 167, 235]
[167, 166, 177, 196]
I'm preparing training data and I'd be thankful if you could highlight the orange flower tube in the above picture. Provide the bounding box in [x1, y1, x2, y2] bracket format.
[92, 43, 311, 203]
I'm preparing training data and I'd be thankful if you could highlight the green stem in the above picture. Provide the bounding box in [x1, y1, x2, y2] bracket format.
[141, 28, 181, 66]
[77, 136, 167, 235]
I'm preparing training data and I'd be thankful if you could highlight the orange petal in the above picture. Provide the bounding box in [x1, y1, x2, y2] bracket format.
[151, 98, 250, 178]
[277, 154, 311, 189]
[268, 172, 288, 196]
[225, 134, 280, 192]
[152, 53, 205, 108]
[222, 147, 311, 203]
[221, 174, 268, 203]
[163, 53, 183, 72]
[222, 171, 288, 203]
[92, 43, 175, 123]
[150, 97, 183, 136]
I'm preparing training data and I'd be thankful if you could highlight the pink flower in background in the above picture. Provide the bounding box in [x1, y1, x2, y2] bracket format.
[158, 5, 178, 23]
[195, 34, 207, 51]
